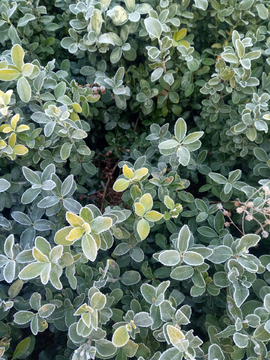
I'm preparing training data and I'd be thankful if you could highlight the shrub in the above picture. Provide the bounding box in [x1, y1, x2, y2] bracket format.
[0, 0, 269, 359]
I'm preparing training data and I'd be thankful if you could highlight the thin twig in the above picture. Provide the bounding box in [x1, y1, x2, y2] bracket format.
[101, 160, 120, 212]
[133, 116, 139, 132]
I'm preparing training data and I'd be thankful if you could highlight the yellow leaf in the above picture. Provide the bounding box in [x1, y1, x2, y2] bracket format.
[0, 107, 8, 116]
[72, 102, 82, 113]
[22, 63, 34, 77]
[92, 234, 101, 250]
[113, 178, 130, 192]
[82, 222, 91, 233]
[70, 111, 80, 121]
[66, 212, 84, 227]
[123, 164, 133, 179]
[14, 145, 28, 155]
[167, 325, 185, 348]
[54, 226, 74, 245]
[66, 227, 84, 241]
[33, 248, 49, 263]
[139, 193, 153, 213]
[9, 133, 16, 148]
[0, 125, 12, 133]
[0, 69, 20, 81]
[11, 44, 24, 70]
[178, 40, 190, 48]
[175, 28, 187, 41]
[0, 91, 4, 105]
[11, 113, 20, 129]
[145, 210, 163, 222]
[134, 202, 145, 217]
[132, 167, 148, 181]
[0, 140, 7, 149]
[137, 218, 150, 241]
[4, 90, 13, 105]
[16, 124, 30, 133]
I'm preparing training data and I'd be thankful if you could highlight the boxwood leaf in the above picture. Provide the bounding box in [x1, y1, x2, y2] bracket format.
[183, 251, 204, 266]
[137, 218, 150, 240]
[82, 234, 97, 261]
[159, 250, 180, 266]
[170, 265, 194, 280]
[17, 77, 31, 103]
[112, 325, 129, 347]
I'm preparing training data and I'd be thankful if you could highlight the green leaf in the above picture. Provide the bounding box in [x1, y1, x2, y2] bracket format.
[134, 312, 153, 327]
[235, 39, 245, 59]
[95, 339, 117, 357]
[208, 246, 233, 263]
[158, 139, 179, 151]
[112, 326, 129, 347]
[12, 336, 32, 359]
[253, 148, 268, 162]
[8, 279, 24, 298]
[170, 265, 194, 280]
[38, 304, 55, 318]
[264, 293, 270, 312]
[236, 234, 260, 254]
[233, 333, 249, 348]
[233, 282, 249, 308]
[22, 167, 41, 185]
[208, 172, 228, 184]
[91, 292, 106, 310]
[246, 127, 257, 141]
[11, 44, 24, 70]
[256, 4, 268, 19]
[0, 178, 10, 192]
[177, 146, 190, 166]
[17, 14, 36, 27]
[167, 324, 185, 350]
[107, 6, 128, 25]
[222, 53, 238, 63]
[228, 169, 241, 183]
[144, 17, 162, 39]
[82, 234, 97, 261]
[177, 224, 190, 252]
[164, 195, 174, 210]
[17, 77, 31, 102]
[244, 50, 261, 60]
[140, 284, 156, 304]
[91, 9, 103, 35]
[91, 216, 112, 234]
[194, 0, 208, 10]
[151, 68, 164, 82]
[137, 218, 150, 240]
[208, 344, 224, 360]
[159, 250, 180, 266]
[183, 251, 204, 266]
[121, 270, 141, 285]
[54, 226, 74, 245]
[174, 118, 186, 142]
[159, 348, 180, 360]
[14, 311, 35, 325]
[19, 262, 46, 280]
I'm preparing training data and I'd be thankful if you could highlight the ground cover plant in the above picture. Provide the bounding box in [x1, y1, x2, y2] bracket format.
[0, 0, 270, 359]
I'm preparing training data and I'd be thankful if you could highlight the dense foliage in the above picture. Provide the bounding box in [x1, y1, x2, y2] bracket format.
[0, 0, 270, 359]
